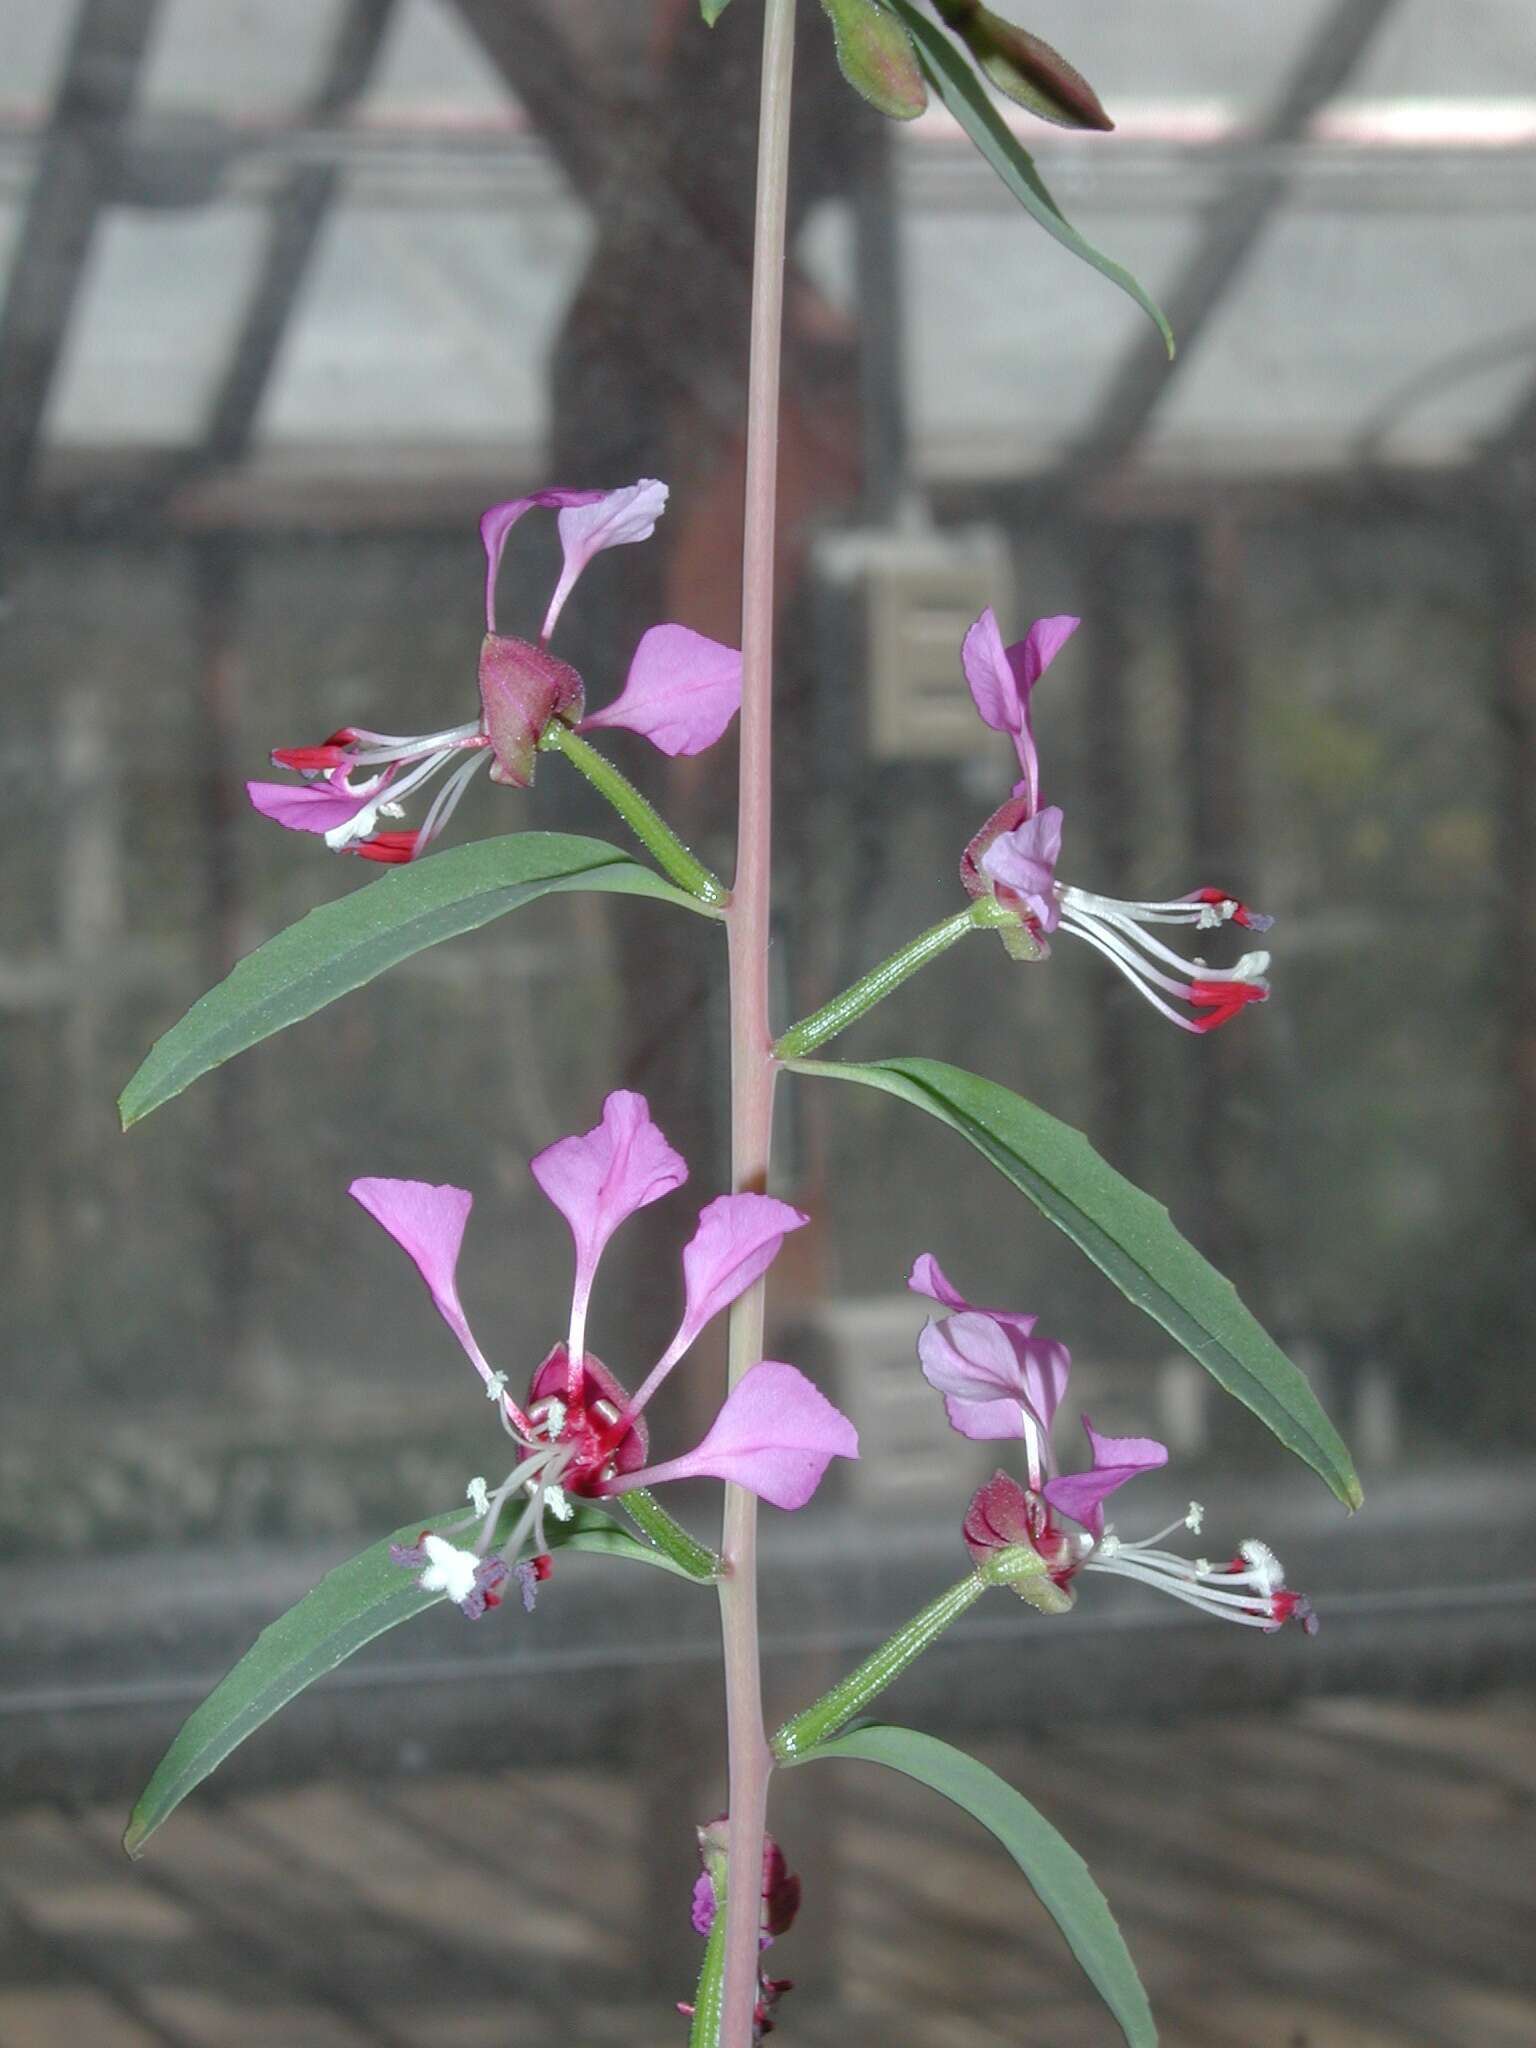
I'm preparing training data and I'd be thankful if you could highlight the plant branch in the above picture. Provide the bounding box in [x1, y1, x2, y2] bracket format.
[540, 721, 729, 906]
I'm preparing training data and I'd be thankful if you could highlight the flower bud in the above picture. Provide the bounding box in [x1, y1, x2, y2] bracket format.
[477, 634, 585, 788]
[931, 2, 1113, 131]
[819, 0, 928, 121]
[966, 1470, 1078, 1612]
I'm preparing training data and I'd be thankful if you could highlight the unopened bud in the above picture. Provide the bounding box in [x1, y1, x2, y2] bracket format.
[931, 1, 1113, 132]
[819, 0, 928, 122]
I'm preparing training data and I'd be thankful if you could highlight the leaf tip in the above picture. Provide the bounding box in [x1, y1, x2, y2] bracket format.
[121, 1816, 150, 1859]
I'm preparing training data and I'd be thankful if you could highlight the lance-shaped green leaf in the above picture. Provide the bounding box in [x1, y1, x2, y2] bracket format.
[119, 833, 718, 1127]
[819, 0, 927, 119]
[929, 0, 1112, 130]
[787, 1055, 1361, 1509]
[884, 0, 1174, 355]
[124, 1500, 706, 1858]
[700, 0, 734, 21]
[790, 1723, 1155, 2047]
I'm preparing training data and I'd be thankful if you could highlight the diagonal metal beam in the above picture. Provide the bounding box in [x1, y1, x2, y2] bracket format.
[200, 0, 399, 466]
[0, 0, 158, 529]
[1073, 0, 1399, 483]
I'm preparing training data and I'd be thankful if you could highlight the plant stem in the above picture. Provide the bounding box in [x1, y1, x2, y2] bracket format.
[771, 1573, 987, 1760]
[773, 907, 979, 1059]
[718, 2, 796, 2043]
[620, 1487, 721, 1580]
[540, 721, 729, 907]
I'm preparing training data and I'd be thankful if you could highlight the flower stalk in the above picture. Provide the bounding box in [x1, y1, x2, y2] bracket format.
[773, 900, 1015, 1060]
[772, 1571, 987, 1761]
[687, 1900, 729, 2048]
[719, 1, 798, 2040]
[621, 1486, 722, 1581]
[538, 720, 729, 907]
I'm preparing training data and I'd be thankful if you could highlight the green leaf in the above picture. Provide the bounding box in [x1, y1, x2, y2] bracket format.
[883, 0, 1174, 355]
[788, 1055, 1361, 1509]
[791, 1723, 1155, 2047]
[819, 0, 928, 120]
[700, 0, 734, 21]
[119, 833, 717, 1127]
[124, 1500, 702, 1857]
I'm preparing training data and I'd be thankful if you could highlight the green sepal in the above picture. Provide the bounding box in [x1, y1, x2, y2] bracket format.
[787, 1723, 1156, 2046]
[123, 1499, 702, 1858]
[818, 0, 928, 120]
[119, 832, 718, 1127]
[883, 0, 1174, 355]
[787, 1054, 1361, 1509]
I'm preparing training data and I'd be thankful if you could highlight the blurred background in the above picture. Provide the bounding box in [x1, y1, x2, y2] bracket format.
[1, 2, 1533, 2043]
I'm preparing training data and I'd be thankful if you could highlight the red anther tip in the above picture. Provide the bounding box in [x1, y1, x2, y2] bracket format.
[532, 1553, 554, 1582]
[354, 832, 419, 864]
[483, 1588, 502, 1609]
[272, 744, 348, 772]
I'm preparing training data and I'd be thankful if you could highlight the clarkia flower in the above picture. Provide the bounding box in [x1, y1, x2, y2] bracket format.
[911, 1254, 1316, 1633]
[958, 606, 1274, 1031]
[248, 480, 744, 862]
[353, 1091, 857, 1613]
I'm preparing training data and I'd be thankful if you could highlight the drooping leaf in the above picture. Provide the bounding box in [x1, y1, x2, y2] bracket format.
[791, 1723, 1155, 2046]
[124, 1500, 705, 1857]
[883, 0, 1174, 355]
[929, 0, 1112, 130]
[119, 834, 717, 1127]
[788, 1055, 1361, 1508]
[819, 0, 927, 120]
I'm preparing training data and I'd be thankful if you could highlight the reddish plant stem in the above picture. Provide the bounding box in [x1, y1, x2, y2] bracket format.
[718, 1, 797, 2041]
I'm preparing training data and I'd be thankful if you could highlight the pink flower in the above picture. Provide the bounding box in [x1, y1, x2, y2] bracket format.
[249, 482, 743, 861]
[959, 607, 1274, 1031]
[913, 1256, 1316, 1634]
[351, 1093, 857, 1611]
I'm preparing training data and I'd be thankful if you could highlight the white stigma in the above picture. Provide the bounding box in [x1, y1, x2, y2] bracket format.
[418, 1534, 479, 1603]
[1239, 1539, 1283, 1595]
[543, 1484, 575, 1523]
[1185, 1501, 1205, 1533]
[465, 1476, 490, 1517]
[539, 1397, 567, 1440]
[1234, 951, 1270, 981]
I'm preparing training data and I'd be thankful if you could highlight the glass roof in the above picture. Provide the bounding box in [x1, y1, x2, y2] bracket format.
[4, 0, 1533, 503]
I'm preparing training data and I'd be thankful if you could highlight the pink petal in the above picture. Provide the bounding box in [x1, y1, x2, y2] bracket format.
[480, 487, 604, 632]
[978, 804, 1064, 933]
[579, 623, 743, 755]
[919, 1312, 1035, 1423]
[1043, 1417, 1168, 1539]
[530, 1091, 687, 1300]
[348, 1178, 498, 1393]
[247, 776, 377, 836]
[675, 1194, 808, 1353]
[962, 608, 1021, 736]
[609, 1360, 858, 1511]
[541, 479, 669, 641]
[1007, 614, 1079, 692]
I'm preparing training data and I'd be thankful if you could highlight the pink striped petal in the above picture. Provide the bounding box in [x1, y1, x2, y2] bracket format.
[479, 487, 603, 632]
[909, 1255, 1068, 1434]
[530, 1091, 687, 1300]
[1043, 1418, 1168, 1539]
[580, 624, 743, 755]
[348, 1178, 498, 1394]
[961, 607, 1078, 812]
[609, 1361, 858, 1511]
[541, 480, 669, 641]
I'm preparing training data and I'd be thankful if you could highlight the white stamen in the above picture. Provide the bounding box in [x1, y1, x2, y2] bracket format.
[1186, 1501, 1205, 1533]
[486, 1371, 509, 1402]
[543, 1484, 575, 1523]
[466, 1476, 490, 1517]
